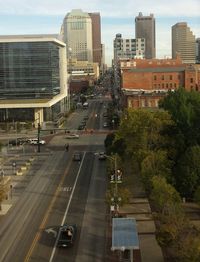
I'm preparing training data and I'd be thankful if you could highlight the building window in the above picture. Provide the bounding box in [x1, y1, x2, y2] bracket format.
[174, 83, 177, 88]
[170, 75, 173, 80]
[162, 75, 164, 80]
[170, 83, 173, 88]
[166, 83, 168, 88]
[154, 75, 157, 80]
[190, 78, 194, 83]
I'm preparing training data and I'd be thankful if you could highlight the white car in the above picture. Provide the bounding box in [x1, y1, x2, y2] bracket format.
[66, 134, 79, 139]
[29, 138, 46, 145]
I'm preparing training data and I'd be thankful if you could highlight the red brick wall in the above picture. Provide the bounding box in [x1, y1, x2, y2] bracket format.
[123, 71, 153, 90]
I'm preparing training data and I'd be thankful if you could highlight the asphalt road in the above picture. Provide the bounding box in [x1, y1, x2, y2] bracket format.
[0, 98, 109, 262]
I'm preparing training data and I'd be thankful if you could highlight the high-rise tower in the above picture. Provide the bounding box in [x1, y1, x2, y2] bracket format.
[88, 12, 102, 67]
[135, 12, 156, 59]
[62, 9, 93, 62]
[172, 22, 196, 64]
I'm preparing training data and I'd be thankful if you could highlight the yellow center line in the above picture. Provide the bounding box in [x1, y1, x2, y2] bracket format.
[24, 158, 71, 262]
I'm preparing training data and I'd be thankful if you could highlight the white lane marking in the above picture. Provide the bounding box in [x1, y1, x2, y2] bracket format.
[49, 152, 86, 262]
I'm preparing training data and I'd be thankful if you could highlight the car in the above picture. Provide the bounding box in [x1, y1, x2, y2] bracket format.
[81, 120, 87, 126]
[83, 115, 89, 120]
[28, 138, 46, 145]
[103, 122, 108, 128]
[66, 134, 79, 139]
[57, 224, 77, 248]
[73, 152, 82, 161]
[78, 124, 85, 130]
[98, 152, 107, 160]
[8, 139, 21, 146]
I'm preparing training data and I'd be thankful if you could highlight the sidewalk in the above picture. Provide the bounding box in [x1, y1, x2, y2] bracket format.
[106, 161, 164, 262]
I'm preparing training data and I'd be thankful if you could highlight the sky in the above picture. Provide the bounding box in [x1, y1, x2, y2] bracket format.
[0, 0, 199, 66]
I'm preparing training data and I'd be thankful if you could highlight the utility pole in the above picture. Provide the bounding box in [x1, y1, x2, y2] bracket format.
[37, 123, 41, 153]
[110, 155, 122, 217]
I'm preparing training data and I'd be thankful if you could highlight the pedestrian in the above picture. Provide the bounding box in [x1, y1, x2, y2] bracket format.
[65, 143, 69, 151]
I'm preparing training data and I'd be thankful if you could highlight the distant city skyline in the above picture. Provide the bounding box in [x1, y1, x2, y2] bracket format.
[0, 0, 199, 66]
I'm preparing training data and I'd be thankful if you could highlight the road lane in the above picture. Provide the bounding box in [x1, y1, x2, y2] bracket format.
[0, 151, 69, 262]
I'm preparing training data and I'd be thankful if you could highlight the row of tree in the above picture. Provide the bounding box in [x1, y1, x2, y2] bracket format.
[105, 88, 200, 260]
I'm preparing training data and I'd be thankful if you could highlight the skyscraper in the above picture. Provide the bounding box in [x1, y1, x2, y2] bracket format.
[172, 22, 196, 64]
[62, 9, 93, 62]
[88, 12, 102, 67]
[196, 38, 200, 64]
[135, 12, 156, 59]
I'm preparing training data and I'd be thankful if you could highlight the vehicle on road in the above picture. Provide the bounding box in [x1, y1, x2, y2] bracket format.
[73, 152, 82, 161]
[66, 134, 79, 139]
[9, 139, 22, 146]
[78, 124, 85, 130]
[83, 102, 89, 109]
[57, 224, 77, 248]
[103, 122, 108, 128]
[28, 138, 46, 145]
[98, 152, 106, 160]
[83, 115, 89, 120]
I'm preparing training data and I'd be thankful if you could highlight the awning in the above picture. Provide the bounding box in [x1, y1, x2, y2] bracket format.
[111, 217, 139, 251]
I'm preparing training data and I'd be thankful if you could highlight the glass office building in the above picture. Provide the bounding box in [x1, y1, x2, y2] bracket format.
[0, 35, 68, 124]
[0, 41, 61, 99]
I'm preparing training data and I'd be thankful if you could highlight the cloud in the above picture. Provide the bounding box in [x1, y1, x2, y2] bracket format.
[0, 0, 199, 66]
[0, 0, 199, 17]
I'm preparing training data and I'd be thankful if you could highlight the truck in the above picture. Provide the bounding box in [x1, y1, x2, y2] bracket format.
[57, 224, 77, 247]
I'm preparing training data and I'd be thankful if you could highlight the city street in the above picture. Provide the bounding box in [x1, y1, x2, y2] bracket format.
[0, 99, 109, 262]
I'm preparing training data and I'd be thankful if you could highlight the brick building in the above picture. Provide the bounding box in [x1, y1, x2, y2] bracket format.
[119, 57, 200, 109]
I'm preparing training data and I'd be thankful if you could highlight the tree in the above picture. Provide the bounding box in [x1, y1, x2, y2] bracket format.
[141, 150, 173, 193]
[194, 186, 200, 205]
[115, 109, 172, 166]
[150, 176, 182, 215]
[159, 88, 200, 147]
[175, 145, 200, 198]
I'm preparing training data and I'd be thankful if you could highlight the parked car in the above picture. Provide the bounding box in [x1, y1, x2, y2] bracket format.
[66, 134, 79, 139]
[57, 224, 77, 248]
[73, 152, 82, 161]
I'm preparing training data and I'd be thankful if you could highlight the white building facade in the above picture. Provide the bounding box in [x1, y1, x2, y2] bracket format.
[62, 9, 93, 62]
[113, 34, 145, 65]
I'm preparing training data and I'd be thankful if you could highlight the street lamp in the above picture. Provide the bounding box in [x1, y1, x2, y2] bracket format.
[108, 154, 122, 216]
[37, 123, 41, 153]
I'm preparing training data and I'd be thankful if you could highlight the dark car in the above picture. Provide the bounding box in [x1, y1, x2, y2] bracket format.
[98, 152, 107, 160]
[8, 139, 22, 146]
[78, 124, 85, 130]
[57, 224, 77, 248]
[73, 152, 82, 161]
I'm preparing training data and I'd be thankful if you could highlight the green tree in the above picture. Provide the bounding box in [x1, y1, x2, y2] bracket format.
[141, 150, 173, 193]
[175, 146, 200, 198]
[159, 88, 200, 147]
[115, 109, 172, 166]
[194, 186, 200, 205]
[150, 176, 182, 215]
